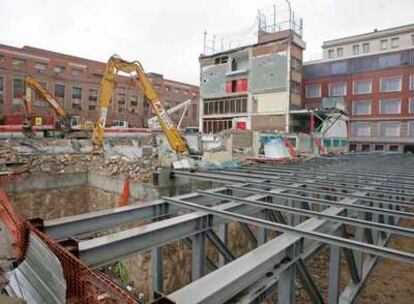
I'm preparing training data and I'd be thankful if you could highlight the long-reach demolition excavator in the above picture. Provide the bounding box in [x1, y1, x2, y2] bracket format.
[23, 76, 91, 137]
[92, 55, 188, 154]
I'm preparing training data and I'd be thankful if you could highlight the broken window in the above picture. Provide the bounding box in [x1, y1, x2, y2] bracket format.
[231, 58, 237, 71]
[291, 57, 302, 71]
[291, 81, 301, 95]
[214, 56, 228, 65]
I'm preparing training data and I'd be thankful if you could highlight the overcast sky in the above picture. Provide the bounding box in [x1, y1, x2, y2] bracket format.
[1, 0, 413, 85]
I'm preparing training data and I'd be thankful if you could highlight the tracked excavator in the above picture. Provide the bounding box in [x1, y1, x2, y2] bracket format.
[23, 76, 92, 138]
[92, 55, 188, 154]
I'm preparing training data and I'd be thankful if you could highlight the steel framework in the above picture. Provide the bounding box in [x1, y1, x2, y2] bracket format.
[41, 154, 414, 303]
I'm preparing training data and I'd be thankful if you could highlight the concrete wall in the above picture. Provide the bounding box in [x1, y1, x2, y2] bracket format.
[250, 53, 288, 93]
[254, 91, 288, 113]
[201, 64, 227, 96]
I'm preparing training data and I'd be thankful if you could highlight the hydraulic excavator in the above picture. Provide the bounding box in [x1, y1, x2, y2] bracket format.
[23, 76, 91, 137]
[92, 55, 188, 154]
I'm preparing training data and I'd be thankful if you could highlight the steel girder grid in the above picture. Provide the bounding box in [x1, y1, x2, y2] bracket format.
[42, 154, 414, 304]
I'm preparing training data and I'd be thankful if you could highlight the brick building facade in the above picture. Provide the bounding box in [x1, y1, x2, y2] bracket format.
[303, 24, 414, 152]
[0, 44, 199, 128]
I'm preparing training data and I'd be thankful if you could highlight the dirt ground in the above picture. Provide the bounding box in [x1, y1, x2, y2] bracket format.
[359, 219, 414, 304]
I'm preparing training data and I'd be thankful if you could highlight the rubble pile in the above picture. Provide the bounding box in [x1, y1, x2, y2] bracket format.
[0, 139, 158, 183]
[99, 155, 156, 183]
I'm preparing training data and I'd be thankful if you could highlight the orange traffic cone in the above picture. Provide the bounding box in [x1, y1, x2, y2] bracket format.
[119, 176, 130, 207]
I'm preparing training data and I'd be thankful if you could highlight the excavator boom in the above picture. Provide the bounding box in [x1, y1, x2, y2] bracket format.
[92, 55, 188, 154]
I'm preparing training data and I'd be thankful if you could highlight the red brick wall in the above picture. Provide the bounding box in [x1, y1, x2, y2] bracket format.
[0, 44, 199, 128]
[302, 66, 414, 119]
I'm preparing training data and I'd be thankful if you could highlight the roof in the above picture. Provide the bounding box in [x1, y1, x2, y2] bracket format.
[323, 23, 414, 48]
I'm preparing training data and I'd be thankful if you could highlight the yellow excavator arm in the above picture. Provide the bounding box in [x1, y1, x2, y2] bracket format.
[24, 76, 67, 119]
[92, 55, 188, 154]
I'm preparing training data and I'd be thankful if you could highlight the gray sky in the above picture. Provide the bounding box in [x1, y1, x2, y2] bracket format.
[1, 0, 413, 85]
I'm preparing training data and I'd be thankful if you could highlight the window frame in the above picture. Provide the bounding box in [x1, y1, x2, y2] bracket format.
[353, 122, 371, 137]
[353, 79, 372, 95]
[352, 44, 359, 55]
[328, 49, 334, 59]
[380, 39, 388, 50]
[328, 82, 347, 97]
[305, 84, 322, 98]
[352, 100, 372, 115]
[72, 86, 82, 99]
[362, 43, 370, 53]
[379, 98, 401, 115]
[380, 76, 402, 93]
[380, 121, 401, 137]
[409, 98, 414, 114]
[390, 37, 399, 49]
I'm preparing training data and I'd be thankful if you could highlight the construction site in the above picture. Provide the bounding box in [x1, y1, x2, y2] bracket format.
[1, 1, 414, 304]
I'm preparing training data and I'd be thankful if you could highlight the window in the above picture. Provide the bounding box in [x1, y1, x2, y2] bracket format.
[88, 105, 96, 111]
[13, 78, 25, 99]
[410, 122, 414, 135]
[173, 88, 180, 94]
[34, 62, 48, 71]
[12, 58, 26, 69]
[380, 122, 400, 137]
[391, 37, 399, 49]
[89, 89, 98, 101]
[410, 74, 414, 91]
[375, 144, 384, 151]
[353, 101, 371, 115]
[130, 95, 138, 106]
[380, 39, 388, 50]
[291, 81, 301, 95]
[118, 93, 126, 104]
[336, 48, 343, 57]
[409, 98, 414, 113]
[34, 82, 48, 105]
[389, 145, 400, 151]
[362, 43, 370, 53]
[72, 103, 82, 111]
[215, 56, 228, 64]
[192, 91, 197, 96]
[353, 79, 372, 94]
[412, 34, 414, 45]
[54, 66, 65, 74]
[54, 84, 65, 98]
[328, 49, 334, 59]
[0, 76, 4, 106]
[352, 45, 359, 55]
[379, 54, 401, 68]
[353, 122, 370, 137]
[305, 84, 321, 98]
[380, 76, 402, 92]
[361, 144, 371, 152]
[291, 57, 302, 71]
[380, 99, 401, 114]
[72, 87, 82, 99]
[328, 82, 347, 96]
[0, 54, 4, 63]
[71, 68, 83, 76]
[165, 86, 170, 92]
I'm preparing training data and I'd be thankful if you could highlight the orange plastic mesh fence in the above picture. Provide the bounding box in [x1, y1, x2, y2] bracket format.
[0, 187, 139, 304]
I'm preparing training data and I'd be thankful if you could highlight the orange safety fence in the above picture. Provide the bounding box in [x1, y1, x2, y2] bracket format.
[0, 186, 140, 304]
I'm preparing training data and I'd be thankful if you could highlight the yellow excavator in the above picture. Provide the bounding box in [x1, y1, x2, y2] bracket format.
[23, 76, 91, 137]
[92, 55, 188, 154]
